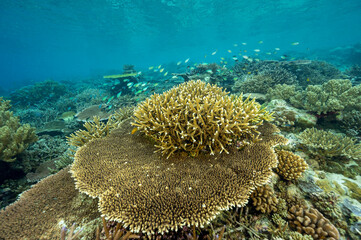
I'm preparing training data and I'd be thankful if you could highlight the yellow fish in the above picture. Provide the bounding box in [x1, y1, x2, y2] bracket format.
[227, 50, 232, 53]
[160, 68, 164, 73]
[258, 40, 263, 44]
[148, 66, 154, 70]
[233, 43, 238, 47]
[220, 57, 225, 60]
[164, 71, 168, 76]
[177, 61, 182, 65]
[306, 77, 310, 82]
[211, 50, 217, 55]
[131, 127, 138, 134]
[185, 58, 190, 63]
[291, 42, 300, 45]
[158, 65, 162, 69]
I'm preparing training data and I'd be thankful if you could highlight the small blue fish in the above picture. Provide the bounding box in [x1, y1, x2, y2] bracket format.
[99, 104, 102, 109]
[117, 91, 122, 98]
[108, 105, 112, 109]
[106, 96, 114, 104]
[102, 96, 108, 101]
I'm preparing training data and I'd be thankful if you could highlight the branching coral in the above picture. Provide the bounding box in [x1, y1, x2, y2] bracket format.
[289, 79, 361, 114]
[299, 128, 361, 160]
[287, 205, 340, 240]
[275, 150, 308, 181]
[67, 106, 134, 151]
[0, 97, 38, 162]
[132, 80, 273, 158]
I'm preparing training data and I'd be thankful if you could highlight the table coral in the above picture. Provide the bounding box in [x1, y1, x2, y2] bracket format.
[0, 97, 38, 162]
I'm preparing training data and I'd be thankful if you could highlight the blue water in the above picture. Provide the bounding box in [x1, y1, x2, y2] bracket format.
[1, 0, 361, 91]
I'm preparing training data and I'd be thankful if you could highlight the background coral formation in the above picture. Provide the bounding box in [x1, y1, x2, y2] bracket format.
[299, 128, 361, 160]
[0, 97, 38, 162]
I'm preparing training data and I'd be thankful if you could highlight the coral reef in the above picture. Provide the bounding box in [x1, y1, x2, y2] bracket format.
[0, 97, 38, 162]
[281, 60, 344, 87]
[287, 205, 340, 240]
[266, 99, 317, 128]
[71, 112, 286, 235]
[233, 65, 296, 94]
[9, 80, 68, 108]
[266, 84, 298, 102]
[132, 80, 273, 157]
[250, 184, 278, 214]
[290, 79, 361, 114]
[67, 106, 133, 151]
[275, 150, 308, 181]
[299, 128, 361, 160]
[75, 105, 112, 122]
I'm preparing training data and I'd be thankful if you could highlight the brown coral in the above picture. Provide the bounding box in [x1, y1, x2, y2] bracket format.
[132, 80, 273, 158]
[0, 97, 38, 162]
[251, 184, 278, 214]
[287, 205, 340, 240]
[71, 118, 286, 235]
[275, 150, 308, 181]
[0, 167, 100, 240]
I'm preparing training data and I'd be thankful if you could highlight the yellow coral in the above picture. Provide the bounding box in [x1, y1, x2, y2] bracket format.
[275, 150, 308, 180]
[0, 97, 38, 162]
[132, 80, 273, 158]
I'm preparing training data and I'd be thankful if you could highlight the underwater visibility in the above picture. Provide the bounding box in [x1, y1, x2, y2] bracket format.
[1, 0, 361, 239]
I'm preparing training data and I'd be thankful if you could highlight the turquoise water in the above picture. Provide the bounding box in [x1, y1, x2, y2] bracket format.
[1, 0, 361, 90]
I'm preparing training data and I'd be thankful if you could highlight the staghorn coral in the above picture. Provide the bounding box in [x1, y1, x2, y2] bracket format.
[299, 128, 361, 160]
[67, 106, 133, 151]
[71, 116, 286, 235]
[287, 205, 340, 240]
[0, 97, 38, 162]
[275, 150, 308, 181]
[250, 184, 278, 214]
[132, 80, 273, 158]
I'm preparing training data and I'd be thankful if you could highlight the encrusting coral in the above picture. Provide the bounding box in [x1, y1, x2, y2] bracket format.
[275, 150, 308, 181]
[299, 128, 361, 160]
[251, 184, 278, 214]
[0, 97, 38, 162]
[132, 80, 273, 158]
[71, 80, 287, 235]
[287, 205, 340, 240]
